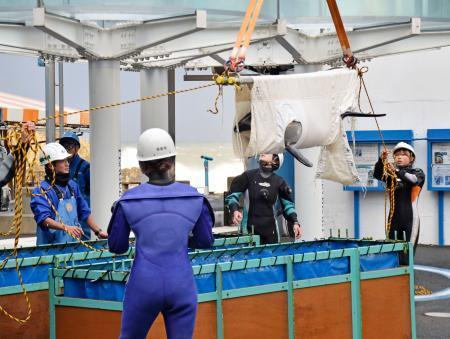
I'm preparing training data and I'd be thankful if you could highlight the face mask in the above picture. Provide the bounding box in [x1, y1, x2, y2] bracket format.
[259, 160, 274, 173]
[45, 167, 70, 186]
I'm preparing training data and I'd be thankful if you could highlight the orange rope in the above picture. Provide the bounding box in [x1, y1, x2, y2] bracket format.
[231, 0, 256, 59]
[356, 66, 398, 238]
[228, 0, 264, 72]
[326, 0, 357, 67]
[244, 0, 264, 48]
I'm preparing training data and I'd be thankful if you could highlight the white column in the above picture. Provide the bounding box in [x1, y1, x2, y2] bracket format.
[89, 60, 121, 229]
[293, 65, 324, 240]
[295, 147, 324, 240]
[140, 68, 174, 135]
[45, 59, 56, 142]
[58, 61, 64, 138]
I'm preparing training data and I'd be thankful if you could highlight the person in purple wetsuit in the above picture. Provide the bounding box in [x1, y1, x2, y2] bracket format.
[108, 128, 214, 339]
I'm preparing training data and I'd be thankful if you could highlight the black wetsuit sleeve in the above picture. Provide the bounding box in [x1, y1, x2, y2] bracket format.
[397, 168, 425, 188]
[373, 157, 385, 182]
[278, 180, 298, 224]
[373, 157, 395, 186]
[225, 172, 249, 213]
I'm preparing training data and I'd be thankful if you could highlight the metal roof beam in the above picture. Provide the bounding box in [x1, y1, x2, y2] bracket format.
[111, 10, 207, 60]
[32, 8, 96, 58]
[129, 20, 285, 61]
[0, 23, 80, 58]
[32, 8, 208, 60]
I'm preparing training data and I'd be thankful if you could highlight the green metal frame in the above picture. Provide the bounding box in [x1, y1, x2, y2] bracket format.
[349, 247, 362, 339]
[216, 266, 224, 339]
[0, 248, 134, 296]
[48, 241, 416, 339]
[408, 242, 417, 339]
[209, 235, 260, 247]
[0, 235, 260, 297]
[0, 239, 109, 254]
[0, 281, 49, 296]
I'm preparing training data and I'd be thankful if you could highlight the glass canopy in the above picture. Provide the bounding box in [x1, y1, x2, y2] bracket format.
[0, 0, 449, 30]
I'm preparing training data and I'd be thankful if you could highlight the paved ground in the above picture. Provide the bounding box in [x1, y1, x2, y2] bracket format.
[414, 245, 450, 339]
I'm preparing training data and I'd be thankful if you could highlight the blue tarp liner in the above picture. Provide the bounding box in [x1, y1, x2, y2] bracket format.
[0, 240, 116, 287]
[0, 239, 118, 288]
[0, 236, 252, 261]
[64, 279, 125, 302]
[62, 240, 400, 302]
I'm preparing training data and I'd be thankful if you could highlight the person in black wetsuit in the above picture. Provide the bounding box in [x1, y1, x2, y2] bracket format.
[373, 142, 425, 263]
[225, 154, 302, 244]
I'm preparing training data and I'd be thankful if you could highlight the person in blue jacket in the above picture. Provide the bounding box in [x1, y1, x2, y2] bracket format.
[59, 131, 91, 240]
[30, 142, 107, 245]
[108, 128, 214, 339]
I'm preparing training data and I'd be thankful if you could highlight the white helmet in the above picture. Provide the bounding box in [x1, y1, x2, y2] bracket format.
[276, 153, 284, 169]
[40, 142, 70, 165]
[392, 142, 415, 158]
[136, 128, 176, 162]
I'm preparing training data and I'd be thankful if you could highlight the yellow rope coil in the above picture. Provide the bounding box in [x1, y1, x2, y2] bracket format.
[382, 160, 397, 237]
[415, 284, 433, 296]
[0, 128, 109, 324]
[0, 128, 32, 324]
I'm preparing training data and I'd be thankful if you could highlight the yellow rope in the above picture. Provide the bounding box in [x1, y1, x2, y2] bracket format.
[356, 66, 398, 238]
[42, 83, 214, 124]
[207, 85, 223, 114]
[0, 128, 32, 324]
[33, 184, 103, 252]
[0, 81, 215, 324]
[0, 128, 107, 324]
[383, 165, 397, 237]
[415, 284, 433, 296]
[208, 73, 242, 114]
[0, 83, 215, 134]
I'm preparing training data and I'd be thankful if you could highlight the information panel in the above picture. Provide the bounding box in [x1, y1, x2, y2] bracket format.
[428, 136, 450, 190]
[345, 130, 413, 191]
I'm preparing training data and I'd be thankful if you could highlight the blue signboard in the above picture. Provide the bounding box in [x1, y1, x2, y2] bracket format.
[344, 130, 414, 192]
[343, 130, 413, 239]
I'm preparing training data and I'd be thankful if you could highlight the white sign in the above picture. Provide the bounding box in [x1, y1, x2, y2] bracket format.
[432, 143, 450, 165]
[432, 164, 450, 187]
[353, 144, 379, 164]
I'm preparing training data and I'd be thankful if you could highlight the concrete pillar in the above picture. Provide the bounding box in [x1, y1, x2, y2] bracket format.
[58, 61, 64, 138]
[140, 68, 175, 140]
[295, 147, 324, 240]
[45, 59, 56, 142]
[88, 60, 121, 229]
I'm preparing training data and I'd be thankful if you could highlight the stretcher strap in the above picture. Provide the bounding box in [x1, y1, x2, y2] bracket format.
[326, 0, 357, 68]
[227, 0, 264, 72]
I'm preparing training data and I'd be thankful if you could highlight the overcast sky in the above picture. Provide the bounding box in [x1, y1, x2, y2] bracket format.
[0, 53, 236, 144]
